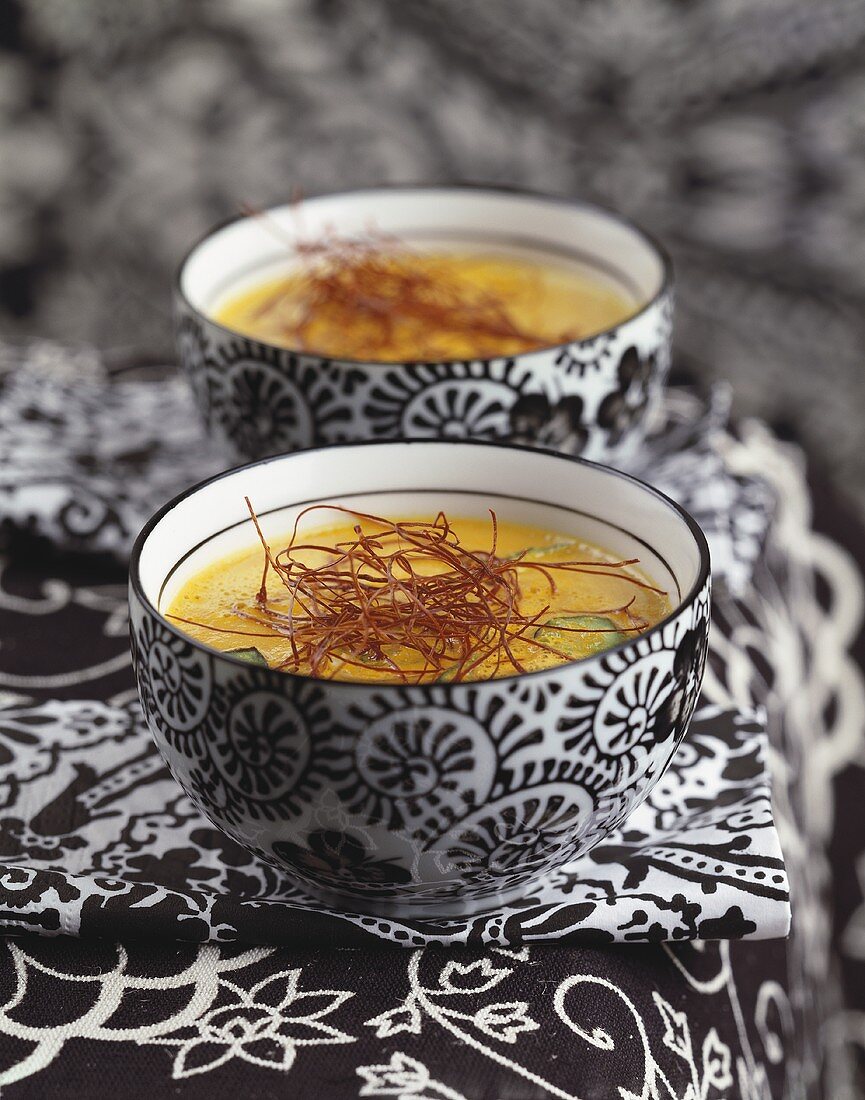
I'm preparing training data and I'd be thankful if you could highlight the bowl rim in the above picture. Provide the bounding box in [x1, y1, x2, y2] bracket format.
[129, 438, 711, 691]
[174, 182, 675, 368]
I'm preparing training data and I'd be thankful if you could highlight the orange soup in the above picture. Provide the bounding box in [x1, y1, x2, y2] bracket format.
[215, 247, 635, 361]
[167, 510, 669, 684]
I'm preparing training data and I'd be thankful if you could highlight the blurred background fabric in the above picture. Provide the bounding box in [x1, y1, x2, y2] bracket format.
[0, 0, 864, 506]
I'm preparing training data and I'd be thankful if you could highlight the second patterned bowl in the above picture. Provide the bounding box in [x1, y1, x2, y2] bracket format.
[129, 440, 710, 917]
[175, 185, 673, 465]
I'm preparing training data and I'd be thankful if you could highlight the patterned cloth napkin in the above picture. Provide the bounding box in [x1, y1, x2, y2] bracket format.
[0, 342, 774, 595]
[0, 343, 225, 557]
[0, 701, 788, 946]
[0, 342, 790, 946]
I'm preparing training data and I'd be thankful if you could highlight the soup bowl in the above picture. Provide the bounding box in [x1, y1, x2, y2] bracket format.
[129, 441, 710, 917]
[175, 185, 673, 466]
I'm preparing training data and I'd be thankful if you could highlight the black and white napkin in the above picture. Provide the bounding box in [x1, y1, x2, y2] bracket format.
[0, 700, 788, 947]
[0, 342, 775, 593]
[0, 341, 789, 946]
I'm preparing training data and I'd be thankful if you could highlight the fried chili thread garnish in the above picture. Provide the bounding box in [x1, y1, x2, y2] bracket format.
[239, 205, 580, 360]
[169, 503, 666, 684]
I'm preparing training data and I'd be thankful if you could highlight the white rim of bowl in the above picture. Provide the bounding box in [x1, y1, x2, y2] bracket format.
[130, 439, 710, 691]
[174, 183, 675, 368]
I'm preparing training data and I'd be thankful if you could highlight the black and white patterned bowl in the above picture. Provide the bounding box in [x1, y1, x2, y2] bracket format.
[129, 441, 710, 917]
[175, 186, 673, 465]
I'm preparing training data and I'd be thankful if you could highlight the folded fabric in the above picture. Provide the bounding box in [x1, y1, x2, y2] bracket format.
[0, 344, 790, 947]
[0, 342, 774, 595]
[0, 700, 790, 947]
[0, 343, 224, 558]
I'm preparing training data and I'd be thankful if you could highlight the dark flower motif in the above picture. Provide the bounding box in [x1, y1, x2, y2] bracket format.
[364, 361, 528, 441]
[225, 357, 314, 457]
[442, 784, 592, 885]
[508, 393, 589, 454]
[133, 616, 212, 752]
[213, 691, 311, 805]
[674, 623, 710, 724]
[597, 346, 655, 446]
[184, 677, 336, 828]
[562, 622, 707, 763]
[272, 829, 411, 889]
[636, 624, 708, 762]
[176, 313, 208, 374]
[592, 650, 681, 758]
[176, 313, 218, 429]
[387, 378, 514, 439]
[347, 702, 496, 832]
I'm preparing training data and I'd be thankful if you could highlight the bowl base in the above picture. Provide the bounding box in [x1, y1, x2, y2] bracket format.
[289, 873, 551, 922]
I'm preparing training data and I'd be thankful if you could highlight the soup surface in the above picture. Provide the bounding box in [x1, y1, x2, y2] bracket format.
[214, 247, 636, 362]
[167, 511, 670, 684]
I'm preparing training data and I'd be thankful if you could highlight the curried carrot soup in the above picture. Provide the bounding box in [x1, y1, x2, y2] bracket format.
[214, 236, 635, 362]
[167, 507, 670, 684]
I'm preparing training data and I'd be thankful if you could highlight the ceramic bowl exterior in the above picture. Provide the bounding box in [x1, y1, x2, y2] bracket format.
[175, 187, 673, 467]
[129, 442, 709, 917]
